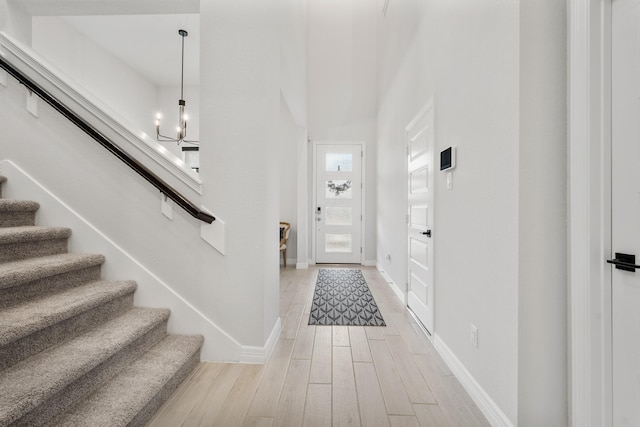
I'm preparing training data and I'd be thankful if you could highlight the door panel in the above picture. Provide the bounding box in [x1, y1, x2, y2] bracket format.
[407, 100, 435, 333]
[612, 0, 640, 424]
[315, 144, 362, 264]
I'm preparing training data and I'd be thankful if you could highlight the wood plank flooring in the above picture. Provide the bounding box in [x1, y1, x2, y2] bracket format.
[147, 266, 490, 427]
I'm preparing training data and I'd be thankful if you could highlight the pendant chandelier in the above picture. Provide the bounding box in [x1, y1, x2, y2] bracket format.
[156, 29, 198, 145]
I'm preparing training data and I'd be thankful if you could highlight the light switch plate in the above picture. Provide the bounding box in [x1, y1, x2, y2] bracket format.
[446, 172, 453, 190]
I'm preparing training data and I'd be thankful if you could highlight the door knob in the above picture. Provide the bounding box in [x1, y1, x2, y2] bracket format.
[420, 230, 432, 238]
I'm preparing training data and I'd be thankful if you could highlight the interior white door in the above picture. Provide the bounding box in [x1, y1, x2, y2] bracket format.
[611, 0, 640, 424]
[406, 101, 435, 334]
[315, 144, 362, 264]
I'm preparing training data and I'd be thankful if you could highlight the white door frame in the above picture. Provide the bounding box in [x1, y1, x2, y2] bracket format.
[568, 1, 613, 425]
[311, 140, 366, 265]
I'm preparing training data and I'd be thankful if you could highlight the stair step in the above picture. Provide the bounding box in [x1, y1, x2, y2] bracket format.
[0, 226, 71, 263]
[0, 280, 137, 370]
[0, 307, 170, 427]
[0, 200, 39, 227]
[0, 253, 105, 309]
[53, 335, 204, 427]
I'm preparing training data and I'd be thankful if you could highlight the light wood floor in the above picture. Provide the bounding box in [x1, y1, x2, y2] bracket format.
[147, 266, 490, 427]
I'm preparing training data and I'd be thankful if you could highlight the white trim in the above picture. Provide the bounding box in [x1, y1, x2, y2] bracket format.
[361, 143, 367, 265]
[568, 1, 612, 426]
[0, 31, 202, 194]
[296, 262, 309, 269]
[239, 318, 282, 364]
[433, 334, 514, 427]
[362, 260, 377, 267]
[376, 263, 406, 304]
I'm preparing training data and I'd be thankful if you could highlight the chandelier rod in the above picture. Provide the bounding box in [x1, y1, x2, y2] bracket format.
[179, 29, 186, 101]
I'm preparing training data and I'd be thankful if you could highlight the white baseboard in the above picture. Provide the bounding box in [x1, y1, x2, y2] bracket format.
[376, 263, 405, 304]
[433, 334, 514, 427]
[363, 259, 377, 267]
[239, 317, 282, 364]
[296, 262, 309, 269]
[280, 258, 297, 267]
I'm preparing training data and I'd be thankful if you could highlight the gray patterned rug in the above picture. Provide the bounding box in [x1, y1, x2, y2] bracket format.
[309, 269, 386, 326]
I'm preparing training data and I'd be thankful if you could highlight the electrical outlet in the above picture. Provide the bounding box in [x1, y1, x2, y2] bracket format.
[470, 324, 478, 348]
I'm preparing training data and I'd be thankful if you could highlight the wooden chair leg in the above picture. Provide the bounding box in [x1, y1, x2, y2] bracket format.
[283, 249, 287, 268]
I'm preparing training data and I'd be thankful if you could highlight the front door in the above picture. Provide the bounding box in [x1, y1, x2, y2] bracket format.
[406, 100, 435, 334]
[611, 0, 640, 424]
[314, 143, 363, 264]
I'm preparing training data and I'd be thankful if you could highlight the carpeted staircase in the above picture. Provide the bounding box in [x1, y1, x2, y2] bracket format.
[0, 176, 203, 426]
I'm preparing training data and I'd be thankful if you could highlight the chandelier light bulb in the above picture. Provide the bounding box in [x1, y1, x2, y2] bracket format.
[155, 29, 199, 146]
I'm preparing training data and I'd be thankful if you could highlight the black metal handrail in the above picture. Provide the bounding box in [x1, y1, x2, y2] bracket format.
[0, 56, 214, 224]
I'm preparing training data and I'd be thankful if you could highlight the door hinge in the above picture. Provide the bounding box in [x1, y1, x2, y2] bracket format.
[361, 150, 364, 158]
[360, 247, 363, 254]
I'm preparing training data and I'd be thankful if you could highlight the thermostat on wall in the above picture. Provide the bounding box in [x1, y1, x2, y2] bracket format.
[440, 146, 456, 171]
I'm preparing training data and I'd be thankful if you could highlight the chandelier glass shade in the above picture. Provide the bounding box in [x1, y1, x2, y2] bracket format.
[156, 29, 198, 145]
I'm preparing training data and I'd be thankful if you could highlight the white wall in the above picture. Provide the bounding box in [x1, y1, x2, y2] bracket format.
[0, 0, 32, 44]
[279, 0, 308, 268]
[376, 0, 567, 425]
[31, 17, 160, 141]
[280, 94, 299, 264]
[199, 0, 281, 345]
[518, 0, 567, 424]
[307, 0, 377, 264]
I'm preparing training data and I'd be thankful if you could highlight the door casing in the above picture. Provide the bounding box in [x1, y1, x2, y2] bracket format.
[568, 0, 614, 425]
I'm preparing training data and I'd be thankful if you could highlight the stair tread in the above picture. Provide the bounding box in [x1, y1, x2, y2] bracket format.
[0, 226, 71, 244]
[0, 199, 40, 212]
[0, 253, 105, 289]
[54, 335, 204, 427]
[0, 307, 170, 425]
[0, 280, 137, 346]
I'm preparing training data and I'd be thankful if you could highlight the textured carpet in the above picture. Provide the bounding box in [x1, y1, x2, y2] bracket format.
[309, 269, 386, 326]
[0, 175, 203, 426]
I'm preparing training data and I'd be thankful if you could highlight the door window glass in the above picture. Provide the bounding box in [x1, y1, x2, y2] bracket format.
[325, 234, 352, 253]
[325, 207, 353, 226]
[326, 153, 353, 172]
